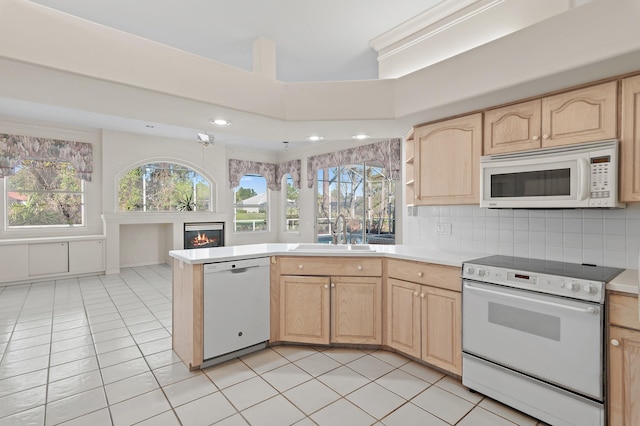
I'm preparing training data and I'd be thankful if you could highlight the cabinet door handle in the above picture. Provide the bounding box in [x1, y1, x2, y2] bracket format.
[357, 265, 362, 271]
[324, 284, 329, 289]
[532, 135, 540, 141]
[413, 291, 419, 297]
[331, 283, 335, 288]
[542, 134, 549, 140]
[417, 272, 423, 278]
[611, 339, 620, 347]
[420, 293, 425, 298]
[298, 264, 303, 269]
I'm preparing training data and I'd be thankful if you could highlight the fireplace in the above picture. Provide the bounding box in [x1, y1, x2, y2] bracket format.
[184, 222, 224, 249]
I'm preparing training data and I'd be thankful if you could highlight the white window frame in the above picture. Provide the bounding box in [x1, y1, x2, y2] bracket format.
[283, 174, 299, 233]
[233, 174, 269, 233]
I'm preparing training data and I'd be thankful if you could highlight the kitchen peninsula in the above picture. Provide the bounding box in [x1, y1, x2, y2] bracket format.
[170, 243, 639, 424]
[169, 243, 472, 372]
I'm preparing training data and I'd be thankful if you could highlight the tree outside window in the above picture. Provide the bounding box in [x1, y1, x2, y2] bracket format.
[234, 174, 268, 232]
[316, 162, 395, 244]
[6, 160, 84, 227]
[117, 162, 211, 212]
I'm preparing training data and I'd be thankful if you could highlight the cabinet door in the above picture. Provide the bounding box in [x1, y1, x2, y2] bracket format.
[484, 99, 542, 154]
[542, 81, 617, 148]
[279, 275, 330, 345]
[420, 285, 462, 375]
[69, 240, 104, 273]
[609, 326, 640, 426]
[29, 242, 69, 276]
[621, 75, 640, 202]
[414, 113, 482, 205]
[385, 278, 421, 358]
[331, 276, 381, 344]
[0, 244, 29, 282]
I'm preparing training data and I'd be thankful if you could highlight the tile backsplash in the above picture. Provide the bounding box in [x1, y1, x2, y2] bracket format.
[404, 204, 640, 270]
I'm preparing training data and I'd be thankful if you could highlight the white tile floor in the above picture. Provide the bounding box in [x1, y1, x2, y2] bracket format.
[0, 265, 549, 425]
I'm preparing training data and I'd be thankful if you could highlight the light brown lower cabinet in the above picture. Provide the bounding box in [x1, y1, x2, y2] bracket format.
[386, 277, 462, 375]
[279, 275, 330, 345]
[609, 326, 640, 426]
[279, 274, 382, 345]
[608, 293, 640, 425]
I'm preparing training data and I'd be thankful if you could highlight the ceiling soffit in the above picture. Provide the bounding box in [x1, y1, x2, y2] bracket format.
[0, 0, 640, 148]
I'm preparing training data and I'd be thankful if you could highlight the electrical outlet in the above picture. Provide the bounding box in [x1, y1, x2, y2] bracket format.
[436, 223, 452, 235]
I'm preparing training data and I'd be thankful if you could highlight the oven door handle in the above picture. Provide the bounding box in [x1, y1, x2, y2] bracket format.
[463, 283, 599, 314]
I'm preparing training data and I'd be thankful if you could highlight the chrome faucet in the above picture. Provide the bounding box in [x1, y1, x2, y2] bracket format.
[330, 214, 347, 245]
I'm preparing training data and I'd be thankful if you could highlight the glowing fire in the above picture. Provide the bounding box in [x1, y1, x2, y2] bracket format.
[191, 232, 218, 248]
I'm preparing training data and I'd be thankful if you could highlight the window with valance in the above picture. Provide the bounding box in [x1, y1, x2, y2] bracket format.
[0, 133, 93, 228]
[306, 139, 401, 188]
[228, 159, 301, 191]
[0, 133, 93, 181]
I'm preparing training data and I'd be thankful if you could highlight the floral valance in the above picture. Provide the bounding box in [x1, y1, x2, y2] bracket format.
[0, 133, 93, 181]
[275, 159, 301, 190]
[306, 138, 401, 188]
[228, 158, 301, 191]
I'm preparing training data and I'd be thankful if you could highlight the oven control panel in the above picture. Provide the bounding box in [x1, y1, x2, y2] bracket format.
[462, 263, 604, 303]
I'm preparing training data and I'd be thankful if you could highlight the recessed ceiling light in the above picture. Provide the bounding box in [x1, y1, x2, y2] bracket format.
[308, 135, 323, 142]
[352, 134, 370, 140]
[211, 119, 231, 126]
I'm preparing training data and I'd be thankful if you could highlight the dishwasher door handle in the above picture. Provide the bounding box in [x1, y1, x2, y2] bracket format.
[230, 267, 250, 274]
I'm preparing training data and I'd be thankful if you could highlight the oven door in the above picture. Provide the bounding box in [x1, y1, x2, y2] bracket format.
[462, 280, 603, 400]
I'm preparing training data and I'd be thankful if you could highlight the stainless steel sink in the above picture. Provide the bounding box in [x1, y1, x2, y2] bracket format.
[289, 243, 376, 253]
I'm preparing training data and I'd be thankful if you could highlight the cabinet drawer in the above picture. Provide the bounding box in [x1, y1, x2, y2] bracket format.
[608, 293, 640, 331]
[387, 259, 461, 291]
[279, 257, 382, 277]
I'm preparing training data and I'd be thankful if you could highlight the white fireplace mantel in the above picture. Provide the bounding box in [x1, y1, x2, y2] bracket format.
[102, 212, 228, 274]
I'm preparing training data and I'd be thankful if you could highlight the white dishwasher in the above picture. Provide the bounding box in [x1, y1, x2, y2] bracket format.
[203, 256, 270, 366]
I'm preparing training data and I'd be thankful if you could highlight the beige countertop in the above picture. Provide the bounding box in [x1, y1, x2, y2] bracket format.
[169, 243, 477, 268]
[607, 268, 639, 295]
[169, 244, 640, 296]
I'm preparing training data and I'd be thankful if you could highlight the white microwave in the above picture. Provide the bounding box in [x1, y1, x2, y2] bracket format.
[480, 140, 624, 208]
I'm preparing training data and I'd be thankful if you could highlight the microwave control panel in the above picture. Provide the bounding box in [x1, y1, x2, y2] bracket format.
[589, 155, 613, 207]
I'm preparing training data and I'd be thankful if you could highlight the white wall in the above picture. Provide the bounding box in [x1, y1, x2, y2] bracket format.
[119, 223, 172, 267]
[404, 204, 640, 270]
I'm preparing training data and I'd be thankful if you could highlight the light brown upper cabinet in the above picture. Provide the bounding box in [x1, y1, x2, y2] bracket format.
[484, 82, 617, 155]
[621, 75, 640, 202]
[413, 113, 482, 205]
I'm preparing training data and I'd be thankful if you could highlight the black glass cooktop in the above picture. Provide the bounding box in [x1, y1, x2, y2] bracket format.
[465, 255, 624, 283]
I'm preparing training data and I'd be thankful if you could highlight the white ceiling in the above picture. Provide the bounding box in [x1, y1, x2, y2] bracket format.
[27, 0, 436, 83]
[3, 0, 640, 152]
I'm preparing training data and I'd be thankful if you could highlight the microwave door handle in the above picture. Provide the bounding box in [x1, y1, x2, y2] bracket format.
[463, 283, 599, 314]
[576, 158, 590, 201]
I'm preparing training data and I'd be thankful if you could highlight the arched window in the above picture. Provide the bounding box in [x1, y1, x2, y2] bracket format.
[284, 174, 299, 232]
[118, 162, 211, 212]
[233, 174, 268, 232]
